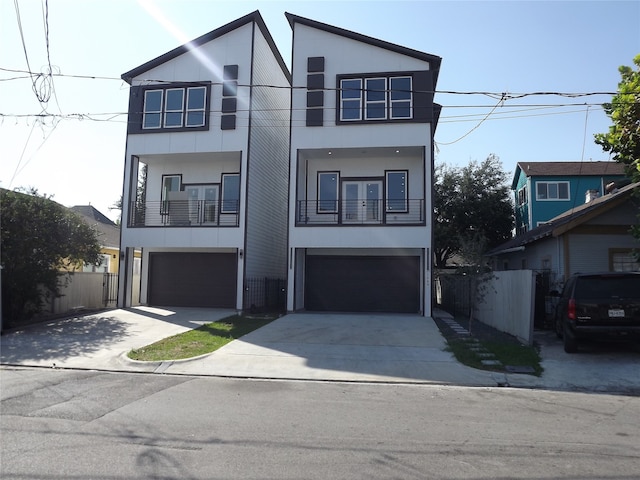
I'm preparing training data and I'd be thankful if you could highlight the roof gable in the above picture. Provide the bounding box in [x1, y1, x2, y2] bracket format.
[512, 161, 626, 190]
[488, 181, 640, 256]
[122, 10, 290, 84]
[285, 12, 441, 85]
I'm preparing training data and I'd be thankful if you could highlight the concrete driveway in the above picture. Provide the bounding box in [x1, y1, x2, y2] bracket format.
[1, 307, 639, 392]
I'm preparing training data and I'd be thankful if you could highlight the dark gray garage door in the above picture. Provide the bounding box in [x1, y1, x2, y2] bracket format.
[305, 255, 420, 313]
[148, 252, 237, 308]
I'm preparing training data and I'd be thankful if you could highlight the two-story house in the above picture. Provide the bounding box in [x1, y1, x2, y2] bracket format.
[285, 14, 441, 316]
[117, 11, 291, 311]
[512, 161, 628, 235]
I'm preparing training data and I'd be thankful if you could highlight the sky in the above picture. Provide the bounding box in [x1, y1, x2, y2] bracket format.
[1, 0, 639, 222]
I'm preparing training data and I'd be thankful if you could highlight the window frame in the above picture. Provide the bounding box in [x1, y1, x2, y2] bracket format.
[389, 76, 413, 119]
[161, 174, 182, 214]
[385, 170, 409, 213]
[535, 181, 570, 201]
[339, 78, 363, 122]
[163, 88, 185, 128]
[140, 83, 210, 132]
[609, 248, 640, 272]
[221, 173, 240, 214]
[142, 89, 163, 129]
[364, 77, 387, 120]
[317, 171, 339, 213]
[185, 86, 207, 127]
[338, 74, 414, 124]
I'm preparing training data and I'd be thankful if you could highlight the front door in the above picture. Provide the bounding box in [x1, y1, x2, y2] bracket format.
[342, 180, 382, 224]
[186, 185, 219, 225]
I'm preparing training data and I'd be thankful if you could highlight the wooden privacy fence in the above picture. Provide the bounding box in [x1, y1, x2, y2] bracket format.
[436, 270, 536, 345]
[47, 272, 118, 315]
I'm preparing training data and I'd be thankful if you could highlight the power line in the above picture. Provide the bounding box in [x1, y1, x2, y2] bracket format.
[0, 67, 622, 99]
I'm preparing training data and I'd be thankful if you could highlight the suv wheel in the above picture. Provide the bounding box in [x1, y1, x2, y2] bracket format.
[563, 323, 578, 353]
[555, 316, 563, 339]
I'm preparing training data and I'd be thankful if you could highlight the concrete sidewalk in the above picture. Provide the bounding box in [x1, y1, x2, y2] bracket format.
[1, 307, 638, 393]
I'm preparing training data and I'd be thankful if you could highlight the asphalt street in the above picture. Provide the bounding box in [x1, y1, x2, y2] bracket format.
[2, 368, 639, 480]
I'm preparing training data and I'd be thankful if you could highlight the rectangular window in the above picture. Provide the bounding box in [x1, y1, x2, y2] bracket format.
[536, 181, 570, 201]
[161, 175, 181, 214]
[164, 88, 184, 128]
[143, 90, 163, 129]
[610, 250, 640, 272]
[318, 172, 338, 213]
[186, 86, 206, 127]
[390, 76, 412, 119]
[142, 84, 209, 131]
[339, 74, 413, 122]
[340, 79, 362, 121]
[386, 171, 408, 212]
[365, 78, 387, 120]
[221, 174, 240, 213]
[517, 186, 527, 205]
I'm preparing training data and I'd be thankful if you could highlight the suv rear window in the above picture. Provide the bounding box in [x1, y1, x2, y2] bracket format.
[574, 275, 640, 299]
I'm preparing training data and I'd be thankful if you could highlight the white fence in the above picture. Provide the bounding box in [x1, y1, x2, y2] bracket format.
[436, 270, 536, 345]
[48, 272, 110, 314]
[474, 270, 536, 345]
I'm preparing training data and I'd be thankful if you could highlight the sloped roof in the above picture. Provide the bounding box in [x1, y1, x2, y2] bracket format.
[486, 181, 640, 256]
[121, 10, 290, 84]
[512, 161, 626, 189]
[70, 206, 120, 249]
[285, 12, 442, 84]
[70, 205, 116, 226]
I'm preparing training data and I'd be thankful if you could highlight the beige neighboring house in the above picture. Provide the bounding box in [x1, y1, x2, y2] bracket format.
[69, 205, 121, 274]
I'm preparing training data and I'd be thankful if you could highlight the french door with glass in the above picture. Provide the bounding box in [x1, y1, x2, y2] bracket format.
[186, 185, 219, 225]
[342, 180, 382, 224]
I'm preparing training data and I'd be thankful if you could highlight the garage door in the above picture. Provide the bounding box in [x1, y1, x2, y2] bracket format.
[305, 255, 420, 313]
[148, 253, 237, 308]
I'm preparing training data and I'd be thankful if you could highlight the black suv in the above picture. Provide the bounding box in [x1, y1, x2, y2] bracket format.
[554, 272, 640, 353]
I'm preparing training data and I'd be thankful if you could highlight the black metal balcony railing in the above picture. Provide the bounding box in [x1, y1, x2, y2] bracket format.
[128, 201, 239, 227]
[296, 199, 425, 225]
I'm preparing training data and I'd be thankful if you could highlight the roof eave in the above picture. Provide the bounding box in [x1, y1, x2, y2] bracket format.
[285, 12, 441, 84]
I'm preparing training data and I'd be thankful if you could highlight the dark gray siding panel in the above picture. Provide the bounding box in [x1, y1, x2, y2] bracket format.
[148, 253, 237, 307]
[305, 256, 420, 313]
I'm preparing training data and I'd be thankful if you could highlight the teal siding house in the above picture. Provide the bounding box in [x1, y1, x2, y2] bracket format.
[512, 161, 628, 235]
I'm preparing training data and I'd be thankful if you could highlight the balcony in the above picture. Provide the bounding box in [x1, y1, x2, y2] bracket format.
[296, 199, 425, 226]
[127, 201, 239, 227]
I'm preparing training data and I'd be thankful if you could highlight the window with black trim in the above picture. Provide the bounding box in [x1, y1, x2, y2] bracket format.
[318, 172, 339, 213]
[517, 185, 527, 205]
[161, 174, 181, 213]
[386, 171, 408, 212]
[339, 75, 413, 122]
[221, 174, 240, 213]
[142, 84, 209, 130]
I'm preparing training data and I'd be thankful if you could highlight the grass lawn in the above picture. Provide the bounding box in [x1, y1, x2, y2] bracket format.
[446, 337, 543, 376]
[127, 314, 279, 362]
[434, 315, 543, 376]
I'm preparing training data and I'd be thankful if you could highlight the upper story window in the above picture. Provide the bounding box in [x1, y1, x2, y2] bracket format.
[318, 172, 339, 213]
[386, 171, 408, 212]
[221, 174, 240, 214]
[142, 84, 209, 131]
[339, 75, 413, 123]
[536, 181, 569, 201]
[517, 185, 527, 205]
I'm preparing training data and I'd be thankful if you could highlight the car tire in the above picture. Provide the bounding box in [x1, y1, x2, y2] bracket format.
[563, 323, 578, 353]
[555, 316, 563, 339]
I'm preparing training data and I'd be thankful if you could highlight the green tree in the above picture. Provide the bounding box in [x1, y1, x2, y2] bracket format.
[594, 55, 640, 248]
[1, 188, 102, 326]
[594, 54, 640, 182]
[433, 154, 514, 268]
